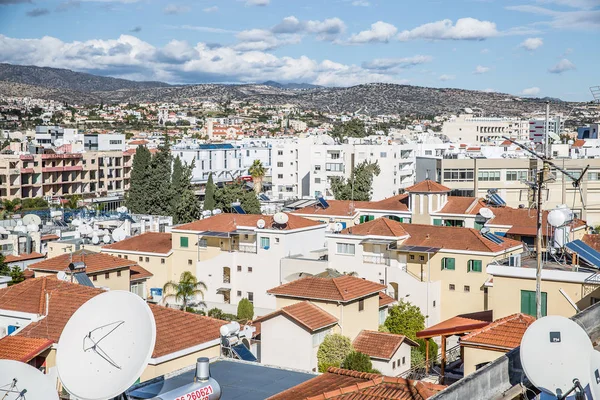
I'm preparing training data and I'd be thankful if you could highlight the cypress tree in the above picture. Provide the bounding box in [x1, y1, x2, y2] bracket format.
[204, 173, 216, 211]
[174, 160, 201, 224]
[147, 134, 173, 215]
[171, 156, 183, 216]
[126, 146, 151, 213]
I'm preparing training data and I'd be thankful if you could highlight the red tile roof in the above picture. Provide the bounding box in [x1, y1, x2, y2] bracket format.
[267, 276, 386, 302]
[41, 234, 60, 241]
[257, 301, 338, 333]
[175, 213, 323, 232]
[417, 316, 490, 339]
[572, 139, 585, 148]
[341, 218, 409, 237]
[103, 232, 172, 254]
[292, 200, 364, 217]
[583, 234, 600, 252]
[0, 336, 53, 362]
[460, 313, 535, 350]
[353, 330, 418, 360]
[5, 252, 45, 263]
[405, 180, 451, 193]
[379, 292, 396, 308]
[29, 249, 137, 274]
[358, 194, 410, 212]
[130, 265, 154, 281]
[437, 197, 478, 214]
[268, 368, 445, 400]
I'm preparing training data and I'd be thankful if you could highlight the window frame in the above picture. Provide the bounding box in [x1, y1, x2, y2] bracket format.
[336, 242, 356, 255]
[441, 257, 455, 270]
[468, 259, 483, 273]
[180, 236, 189, 248]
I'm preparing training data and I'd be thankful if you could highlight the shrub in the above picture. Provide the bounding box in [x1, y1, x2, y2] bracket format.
[341, 351, 373, 373]
[208, 307, 225, 319]
[237, 298, 254, 320]
[317, 334, 354, 372]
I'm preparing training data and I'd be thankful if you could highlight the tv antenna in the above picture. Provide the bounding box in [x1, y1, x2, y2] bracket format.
[0, 359, 59, 400]
[590, 86, 600, 103]
[502, 136, 588, 319]
[56, 290, 156, 400]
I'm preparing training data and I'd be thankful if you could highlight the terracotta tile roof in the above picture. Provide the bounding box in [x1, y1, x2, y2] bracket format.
[572, 139, 585, 148]
[358, 194, 410, 212]
[341, 218, 409, 237]
[175, 213, 323, 232]
[500, 140, 512, 146]
[129, 139, 149, 145]
[583, 234, 600, 252]
[416, 316, 490, 339]
[130, 264, 154, 281]
[267, 276, 386, 302]
[405, 180, 451, 193]
[292, 200, 365, 217]
[103, 232, 172, 254]
[268, 368, 445, 400]
[353, 330, 418, 360]
[0, 336, 53, 362]
[41, 234, 60, 241]
[28, 249, 137, 274]
[460, 313, 535, 350]
[4, 252, 45, 263]
[379, 292, 396, 308]
[257, 301, 338, 333]
[437, 197, 478, 214]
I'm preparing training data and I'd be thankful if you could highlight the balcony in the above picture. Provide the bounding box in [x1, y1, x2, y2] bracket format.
[20, 168, 34, 174]
[363, 255, 391, 265]
[232, 244, 257, 253]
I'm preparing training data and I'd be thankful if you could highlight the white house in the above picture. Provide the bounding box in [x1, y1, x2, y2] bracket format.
[352, 330, 418, 376]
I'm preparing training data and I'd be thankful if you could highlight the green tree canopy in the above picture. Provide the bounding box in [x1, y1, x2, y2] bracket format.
[237, 298, 254, 321]
[126, 146, 152, 213]
[317, 334, 354, 372]
[331, 119, 367, 141]
[0, 254, 10, 276]
[203, 173, 216, 211]
[9, 266, 24, 286]
[174, 160, 201, 224]
[171, 155, 184, 213]
[248, 160, 266, 194]
[214, 183, 261, 214]
[341, 351, 375, 373]
[147, 135, 173, 215]
[331, 161, 380, 201]
[163, 271, 207, 311]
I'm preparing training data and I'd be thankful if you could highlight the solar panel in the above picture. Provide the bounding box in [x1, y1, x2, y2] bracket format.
[483, 232, 504, 245]
[232, 344, 257, 362]
[259, 194, 270, 201]
[317, 196, 330, 209]
[73, 272, 95, 287]
[232, 205, 246, 214]
[488, 193, 506, 207]
[566, 240, 600, 268]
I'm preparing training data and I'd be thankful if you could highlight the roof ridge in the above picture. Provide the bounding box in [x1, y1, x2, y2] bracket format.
[462, 313, 533, 341]
[331, 276, 346, 300]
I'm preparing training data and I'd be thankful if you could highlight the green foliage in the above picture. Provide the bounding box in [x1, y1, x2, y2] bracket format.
[331, 119, 367, 141]
[411, 347, 425, 367]
[378, 324, 390, 333]
[331, 161, 380, 201]
[163, 271, 207, 311]
[64, 195, 82, 209]
[208, 307, 225, 319]
[341, 351, 374, 373]
[214, 183, 261, 214]
[0, 254, 9, 276]
[171, 156, 184, 212]
[173, 159, 201, 224]
[8, 266, 25, 286]
[146, 134, 173, 215]
[317, 334, 354, 372]
[20, 198, 48, 210]
[248, 159, 266, 193]
[126, 146, 152, 213]
[203, 173, 216, 211]
[2, 198, 21, 213]
[237, 298, 254, 321]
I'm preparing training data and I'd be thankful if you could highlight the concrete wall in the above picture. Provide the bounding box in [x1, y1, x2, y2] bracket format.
[140, 344, 220, 382]
[32, 268, 130, 292]
[260, 314, 316, 372]
[371, 343, 412, 376]
[462, 346, 504, 377]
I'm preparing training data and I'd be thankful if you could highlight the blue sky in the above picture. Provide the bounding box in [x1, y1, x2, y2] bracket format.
[0, 0, 598, 101]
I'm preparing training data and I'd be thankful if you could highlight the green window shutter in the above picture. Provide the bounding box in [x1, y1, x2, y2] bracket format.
[368, 215, 375, 221]
[472, 260, 482, 272]
[360, 216, 366, 224]
[180, 236, 189, 248]
[542, 292, 548, 317]
[447, 258, 455, 270]
[433, 219, 443, 226]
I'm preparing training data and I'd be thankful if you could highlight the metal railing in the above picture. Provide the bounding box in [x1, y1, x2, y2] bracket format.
[363, 255, 390, 265]
[232, 244, 257, 254]
[401, 264, 424, 282]
[400, 344, 461, 382]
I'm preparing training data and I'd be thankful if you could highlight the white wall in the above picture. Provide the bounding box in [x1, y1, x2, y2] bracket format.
[260, 315, 315, 372]
[370, 343, 412, 376]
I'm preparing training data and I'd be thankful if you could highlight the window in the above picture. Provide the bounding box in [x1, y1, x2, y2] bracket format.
[419, 255, 425, 261]
[380, 152, 387, 158]
[410, 255, 415, 260]
[441, 258, 455, 270]
[521, 290, 547, 317]
[118, 255, 122, 258]
[449, 284, 455, 291]
[312, 328, 332, 347]
[443, 169, 474, 182]
[188, 259, 192, 265]
[425, 150, 433, 156]
[260, 237, 270, 249]
[145, 257, 149, 262]
[237, 265, 242, 272]
[358, 299, 364, 312]
[93, 275, 97, 281]
[105, 273, 110, 279]
[124, 255, 128, 260]
[464, 285, 470, 292]
[588, 171, 600, 181]
[433, 300, 436, 307]
[199, 239, 207, 248]
[468, 260, 483, 273]
[277, 162, 283, 167]
[248, 267, 253, 273]
[277, 174, 283, 179]
[402, 356, 406, 365]
[161, 258, 165, 264]
[278, 150, 283, 155]
[117, 270, 121, 277]
[247, 292, 254, 303]
[139, 256, 143, 261]
[393, 361, 396, 369]
[336, 243, 355, 255]
[237, 290, 242, 297]
[315, 178, 321, 184]
[180, 236, 189, 248]
[314, 165, 321, 171]
[331, 152, 340, 160]
[326, 163, 343, 172]
[478, 170, 501, 181]
[506, 170, 528, 181]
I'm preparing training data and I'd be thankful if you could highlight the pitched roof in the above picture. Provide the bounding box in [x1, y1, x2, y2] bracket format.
[417, 316, 490, 339]
[583, 234, 600, 252]
[358, 194, 410, 212]
[341, 218, 409, 237]
[379, 292, 396, 308]
[268, 368, 445, 400]
[28, 249, 137, 274]
[0, 336, 53, 362]
[460, 313, 535, 350]
[405, 180, 451, 193]
[130, 264, 154, 281]
[103, 232, 172, 254]
[292, 200, 365, 217]
[267, 276, 386, 302]
[437, 197, 478, 215]
[41, 234, 60, 241]
[4, 252, 45, 263]
[175, 213, 323, 232]
[353, 330, 418, 360]
[257, 301, 338, 333]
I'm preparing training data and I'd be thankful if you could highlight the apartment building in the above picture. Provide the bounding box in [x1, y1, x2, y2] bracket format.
[442, 115, 530, 143]
[35, 126, 125, 152]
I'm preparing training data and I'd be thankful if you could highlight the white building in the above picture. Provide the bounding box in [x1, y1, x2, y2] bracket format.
[442, 115, 530, 143]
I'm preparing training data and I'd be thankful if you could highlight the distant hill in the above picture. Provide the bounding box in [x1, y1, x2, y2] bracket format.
[0, 63, 170, 92]
[261, 81, 322, 90]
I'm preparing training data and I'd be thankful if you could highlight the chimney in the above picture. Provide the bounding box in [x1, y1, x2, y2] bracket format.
[195, 357, 210, 382]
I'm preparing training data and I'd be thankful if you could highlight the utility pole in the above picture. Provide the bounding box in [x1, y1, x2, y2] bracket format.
[545, 101, 550, 159]
[535, 168, 545, 319]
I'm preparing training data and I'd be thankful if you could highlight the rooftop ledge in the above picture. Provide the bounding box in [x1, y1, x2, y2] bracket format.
[486, 264, 600, 285]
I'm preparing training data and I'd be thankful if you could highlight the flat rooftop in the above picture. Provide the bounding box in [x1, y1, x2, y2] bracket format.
[127, 358, 315, 400]
[495, 254, 597, 273]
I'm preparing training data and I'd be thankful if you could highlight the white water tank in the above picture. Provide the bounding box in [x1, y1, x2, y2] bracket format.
[219, 321, 240, 337]
[548, 205, 573, 227]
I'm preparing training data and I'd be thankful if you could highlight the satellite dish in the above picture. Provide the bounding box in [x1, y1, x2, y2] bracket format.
[112, 228, 126, 242]
[103, 234, 111, 244]
[22, 214, 42, 226]
[71, 218, 82, 227]
[56, 291, 156, 400]
[589, 350, 600, 399]
[27, 223, 39, 232]
[479, 208, 495, 219]
[57, 271, 69, 281]
[16, 220, 23, 226]
[334, 223, 344, 232]
[520, 315, 593, 397]
[480, 227, 490, 235]
[91, 235, 100, 245]
[257, 219, 266, 229]
[549, 132, 561, 142]
[0, 359, 59, 400]
[213, 209, 222, 215]
[273, 212, 289, 225]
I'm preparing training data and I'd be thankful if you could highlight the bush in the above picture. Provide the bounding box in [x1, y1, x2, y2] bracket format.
[411, 347, 425, 367]
[237, 298, 254, 321]
[208, 307, 225, 319]
[341, 351, 373, 373]
[317, 334, 354, 372]
[378, 324, 389, 333]
[384, 301, 425, 339]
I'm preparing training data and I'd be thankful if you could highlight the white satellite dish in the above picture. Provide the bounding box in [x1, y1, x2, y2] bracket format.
[112, 228, 126, 242]
[480, 227, 490, 235]
[71, 218, 82, 227]
[91, 235, 100, 245]
[22, 214, 42, 226]
[56, 291, 156, 400]
[257, 219, 266, 229]
[0, 359, 59, 400]
[520, 315, 593, 397]
[26, 223, 39, 232]
[57, 271, 69, 282]
[213, 209, 222, 215]
[549, 132, 561, 142]
[273, 212, 289, 225]
[589, 350, 600, 399]
[334, 222, 344, 232]
[479, 208, 495, 219]
[102, 234, 111, 244]
[13, 225, 27, 234]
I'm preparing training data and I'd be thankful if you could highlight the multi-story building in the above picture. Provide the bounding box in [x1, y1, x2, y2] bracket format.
[442, 114, 530, 143]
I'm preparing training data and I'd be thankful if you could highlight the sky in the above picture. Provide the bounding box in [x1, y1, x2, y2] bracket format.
[0, 0, 598, 101]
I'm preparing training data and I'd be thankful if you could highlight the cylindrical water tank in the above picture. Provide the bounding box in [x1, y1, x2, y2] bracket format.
[219, 321, 240, 337]
[548, 206, 573, 227]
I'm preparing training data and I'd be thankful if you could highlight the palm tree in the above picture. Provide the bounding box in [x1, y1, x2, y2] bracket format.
[64, 195, 82, 209]
[163, 271, 207, 312]
[248, 159, 266, 194]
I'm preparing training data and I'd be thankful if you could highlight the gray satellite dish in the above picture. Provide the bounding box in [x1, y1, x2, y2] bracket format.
[0, 359, 59, 400]
[56, 291, 156, 400]
[22, 214, 42, 226]
[479, 208, 495, 219]
[520, 315, 593, 397]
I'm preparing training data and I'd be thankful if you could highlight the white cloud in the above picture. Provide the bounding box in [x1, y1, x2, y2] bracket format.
[480, 48, 490, 54]
[520, 37, 543, 50]
[163, 4, 190, 14]
[362, 55, 433, 71]
[270, 16, 345, 41]
[242, 0, 269, 6]
[473, 65, 490, 74]
[521, 87, 541, 96]
[439, 74, 455, 81]
[397, 18, 498, 41]
[352, 0, 370, 6]
[203, 6, 218, 12]
[535, 0, 600, 10]
[348, 21, 397, 44]
[507, 5, 600, 30]
[548, 58, 576, 73]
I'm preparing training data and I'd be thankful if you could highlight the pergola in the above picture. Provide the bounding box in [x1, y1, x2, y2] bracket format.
[416, 311, 493, 383]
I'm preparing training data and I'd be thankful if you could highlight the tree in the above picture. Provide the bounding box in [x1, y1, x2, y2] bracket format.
[214, 183, 261, 214]
[317, 334, 354, 372]
[330, 119, 367, 141]
[64, 195, 81, 209]
[163, 271, 207, 312]
[9, 266, 24, 286]
[147, 134, 173, 215]
[341, 351, 374, 373]
[174, 160, 201, 224]
[0, 254, 9, 276]
[208, 307, 225, 320]
[171, 155, 184, 214]
[248, 160, 266, 194]
[126, 146, 152, 213]
[331, 161, 380, 201]
[237, 298, 254, 321]
[204, 173, 216, 211]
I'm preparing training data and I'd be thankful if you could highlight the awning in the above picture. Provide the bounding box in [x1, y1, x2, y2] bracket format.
[360, 239, 396, 246]
[392, 244, 441, 253]
[416, 311, 493, 339]
[200, 231, 230, 238]
[216, 288, 231, 294]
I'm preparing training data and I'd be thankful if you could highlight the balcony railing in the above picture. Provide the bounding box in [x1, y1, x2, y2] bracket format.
[232, 244, 258, 254]
[363, 255, 390, 265]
